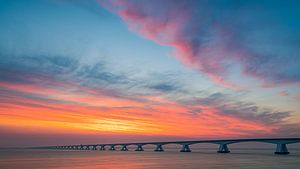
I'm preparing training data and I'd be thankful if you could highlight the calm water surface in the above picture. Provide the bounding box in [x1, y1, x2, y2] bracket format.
[0, 148, 299, 169]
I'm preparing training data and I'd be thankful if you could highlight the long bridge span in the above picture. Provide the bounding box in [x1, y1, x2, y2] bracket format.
[44, 138, 300, 155]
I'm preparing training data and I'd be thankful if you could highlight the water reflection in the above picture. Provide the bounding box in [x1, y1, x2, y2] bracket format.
[0, 149, 299, 169]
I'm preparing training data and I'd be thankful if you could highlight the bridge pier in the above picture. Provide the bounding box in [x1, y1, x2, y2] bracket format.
[92, 145, 97, 150]
[99, 145, 106, 151]
[109, 145, 116, 151]
[180, 144, 191, 152]
[80, 145, 84, 150]
[275, 144, 289, 155]
[135, 145, 144, 151]
[154, 144, 164, 152]
[217, 144, 230, 153]
[85, 145, 90, 150]
[121, 145, 129, 151]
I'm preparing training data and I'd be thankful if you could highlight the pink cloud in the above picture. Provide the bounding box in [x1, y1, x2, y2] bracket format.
[98, 0, 243, 89]
[279, 91, 289, 97]
[98, 0, 300, 89]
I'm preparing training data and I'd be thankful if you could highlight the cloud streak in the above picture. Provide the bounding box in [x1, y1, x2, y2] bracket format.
[100, 0, 300, 88]
[1, 52, 298, 141]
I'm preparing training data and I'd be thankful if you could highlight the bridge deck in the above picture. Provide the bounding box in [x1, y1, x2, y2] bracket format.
[102, 138, 300, 146]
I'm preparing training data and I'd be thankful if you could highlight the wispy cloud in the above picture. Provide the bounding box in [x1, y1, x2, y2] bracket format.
[100, 0, 300, 88]
[1, 51, 299, 138]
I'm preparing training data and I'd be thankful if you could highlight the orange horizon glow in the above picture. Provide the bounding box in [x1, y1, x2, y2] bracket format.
[0, 80, 278, 140]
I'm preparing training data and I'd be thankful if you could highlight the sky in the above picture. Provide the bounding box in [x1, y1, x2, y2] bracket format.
[0, 0, 300, 147]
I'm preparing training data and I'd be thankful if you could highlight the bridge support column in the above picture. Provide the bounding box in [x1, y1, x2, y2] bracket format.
[92, 145, 97, 150]
[180, 144, 191, 152]
[99, 145, 106, 151]
[121, 145, 129, 151]
[275, 144, 289, 155]
[85, 145, 90, 150]
[218, 144, 230, 153]
[80, 145, 84, 150]
[135, 145, 144, 151]
[109, 145, 116, 151]
[154, 144, 164, 152]
[75, 146, 79, 150]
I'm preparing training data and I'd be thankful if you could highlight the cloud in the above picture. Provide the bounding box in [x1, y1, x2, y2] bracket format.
[144, 74, 182, 93]
[0, 52, 186, 108]
[279, 91, 289, 97]
[100, 0, 300, 88]
[178, 92, 294, 130]
[293, 93, 300, 101]
[76, 62, 130, 85]
[148, 83, 178, 92]
[2, 51, 295, 138]
[0, 54, 78, 85]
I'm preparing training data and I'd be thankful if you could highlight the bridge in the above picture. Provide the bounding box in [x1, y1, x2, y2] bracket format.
[44, 138, 300, 155]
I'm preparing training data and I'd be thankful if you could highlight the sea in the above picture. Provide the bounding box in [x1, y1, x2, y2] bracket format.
[0, 148, 300, 169]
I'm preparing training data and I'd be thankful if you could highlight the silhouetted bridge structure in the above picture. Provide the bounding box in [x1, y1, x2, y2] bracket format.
[45, 138, 300, 155]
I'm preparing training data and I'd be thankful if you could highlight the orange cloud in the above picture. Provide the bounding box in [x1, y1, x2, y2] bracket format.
[0, 79, 285, 142]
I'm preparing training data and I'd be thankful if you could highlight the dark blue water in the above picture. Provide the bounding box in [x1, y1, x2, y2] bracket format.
[0, 148, 299, 169]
